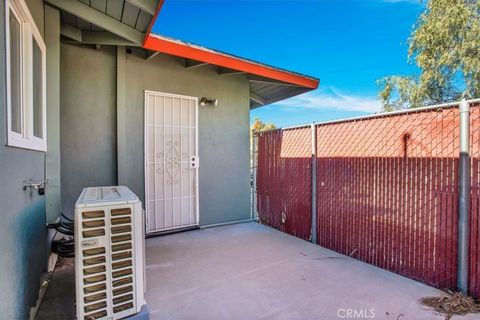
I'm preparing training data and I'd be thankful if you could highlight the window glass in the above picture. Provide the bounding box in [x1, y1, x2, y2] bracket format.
[32, 37, 43, 138]
[9, 9, 21, 134]
[6, 0, 46, 151]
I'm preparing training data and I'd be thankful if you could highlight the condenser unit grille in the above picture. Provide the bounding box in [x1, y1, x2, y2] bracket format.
[76, 187, 144, 320]
[109, 208, 136, 315]
[77, 205, 141, 319]
[80, 210, 109, 320]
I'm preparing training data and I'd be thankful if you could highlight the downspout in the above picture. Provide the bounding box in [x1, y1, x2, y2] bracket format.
[458, 99, 470, 294]
[311, 123, 318, 244]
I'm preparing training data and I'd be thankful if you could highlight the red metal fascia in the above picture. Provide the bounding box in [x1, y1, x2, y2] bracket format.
[143, 34, 319, 89]
[142, 0, 166, 46]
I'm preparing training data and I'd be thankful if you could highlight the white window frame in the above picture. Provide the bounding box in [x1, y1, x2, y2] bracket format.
[6, 0, 47, 152]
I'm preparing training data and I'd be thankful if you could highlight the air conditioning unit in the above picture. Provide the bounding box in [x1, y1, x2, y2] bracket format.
[75, 186, 145, 320]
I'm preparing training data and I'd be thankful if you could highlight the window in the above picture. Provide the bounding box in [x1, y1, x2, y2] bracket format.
[32, 37, 43, 139]
[6, 0, 46, 151]
[8, 8, 21, 134]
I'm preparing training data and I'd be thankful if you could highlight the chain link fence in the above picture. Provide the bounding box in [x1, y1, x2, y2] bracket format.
[256, 126, 312, 240]
[469, 103, 480, 297]
[255, 100, 480, 296]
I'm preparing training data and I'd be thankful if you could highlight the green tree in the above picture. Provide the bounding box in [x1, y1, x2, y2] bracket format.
[250, 117, 276, 134]
[378, 0, 480, 111]
[250, 118, 276, 168]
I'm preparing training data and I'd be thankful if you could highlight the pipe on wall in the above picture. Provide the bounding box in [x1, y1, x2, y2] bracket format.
[458, 99, 470, 294]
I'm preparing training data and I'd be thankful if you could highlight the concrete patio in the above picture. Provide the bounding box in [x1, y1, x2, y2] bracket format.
[144, 222, 475, 320]
[37, 221, 479, 319]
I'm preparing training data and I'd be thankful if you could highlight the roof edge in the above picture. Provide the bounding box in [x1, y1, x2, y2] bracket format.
[143, 0, 166, 46]
[143, 33, 320, 89]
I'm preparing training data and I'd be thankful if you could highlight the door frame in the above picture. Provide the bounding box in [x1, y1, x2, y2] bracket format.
[144, 90, 200, 234]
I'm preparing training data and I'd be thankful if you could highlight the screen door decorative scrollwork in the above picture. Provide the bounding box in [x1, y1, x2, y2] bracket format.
[144, 91, 199, 234]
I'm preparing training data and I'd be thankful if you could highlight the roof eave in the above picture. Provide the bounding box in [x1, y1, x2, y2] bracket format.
[141, 3, 319, 109]
[142, 34, 319, 90]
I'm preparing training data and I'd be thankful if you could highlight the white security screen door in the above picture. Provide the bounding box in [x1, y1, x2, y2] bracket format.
[145, 91, 199, 234]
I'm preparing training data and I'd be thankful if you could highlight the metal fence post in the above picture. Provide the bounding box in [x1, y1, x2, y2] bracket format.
[458, 99, 470, 294]
[311, 123, 318, 244]
[251, 134, 258, 220]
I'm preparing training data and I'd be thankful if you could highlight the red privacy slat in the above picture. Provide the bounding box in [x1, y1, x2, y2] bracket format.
[256, 103, 480, 297]
[469, 104, 480, 297]
[257, 127, 312, 241]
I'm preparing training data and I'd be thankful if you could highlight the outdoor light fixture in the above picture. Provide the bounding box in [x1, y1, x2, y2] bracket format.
[200, 97, 218, 107]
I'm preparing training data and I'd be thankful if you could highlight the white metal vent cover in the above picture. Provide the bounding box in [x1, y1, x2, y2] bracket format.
[75, 186, 145, 320]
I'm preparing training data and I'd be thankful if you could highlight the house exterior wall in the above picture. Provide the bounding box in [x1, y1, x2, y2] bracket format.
[45, 4, 61, 224]
[60, 44, 118, 218]
[125, 49, 251, 226]
[60, 44, 251, 226]
[0, 0, 47, 318]
[1, 0, 250, 317]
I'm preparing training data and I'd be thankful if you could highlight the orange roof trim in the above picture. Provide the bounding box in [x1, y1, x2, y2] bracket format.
[142, 1, 319, 90]
[143, 0, 165, 45]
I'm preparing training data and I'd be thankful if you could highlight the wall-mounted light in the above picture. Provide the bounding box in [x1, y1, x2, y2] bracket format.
[200, 97, 218, 107]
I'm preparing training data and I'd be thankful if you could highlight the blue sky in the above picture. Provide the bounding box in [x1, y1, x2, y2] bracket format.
[152, 0, 424, 127]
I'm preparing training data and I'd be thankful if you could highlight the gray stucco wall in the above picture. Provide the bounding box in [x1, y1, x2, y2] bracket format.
[125, 49, 251, 226]
[0, 1, 47, 318]
[60, 44, 251, 226]
[60, 44, 118, 218]
[45, 4, 61, 224]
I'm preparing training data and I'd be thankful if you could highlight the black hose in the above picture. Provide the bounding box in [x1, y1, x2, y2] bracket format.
[61, 211, 74, 222]
[52, 238, 75, 258]
[49, 212, 75, 257]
